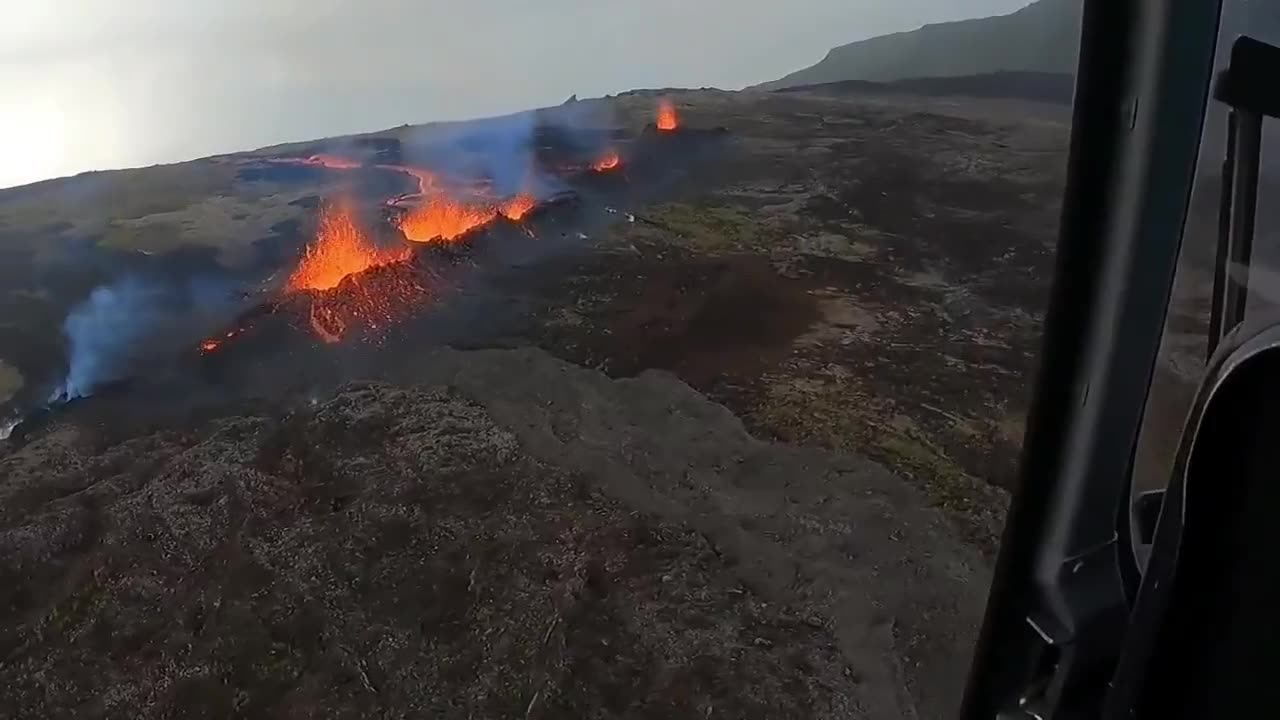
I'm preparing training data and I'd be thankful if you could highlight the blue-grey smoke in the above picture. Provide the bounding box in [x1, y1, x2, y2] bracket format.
[410, 111, 538, 197]
[51, 273, 236, 402]
[405, 101, 615, 200]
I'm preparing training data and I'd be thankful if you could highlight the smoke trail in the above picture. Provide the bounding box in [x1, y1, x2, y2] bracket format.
[404, 102, 616, 200]
[0, 415, 19, 441]
[52, 278, 167, 401]
[51, 274, 235, 402]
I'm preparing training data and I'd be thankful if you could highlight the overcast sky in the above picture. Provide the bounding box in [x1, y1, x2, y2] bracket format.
[0, 0, 1029, 188]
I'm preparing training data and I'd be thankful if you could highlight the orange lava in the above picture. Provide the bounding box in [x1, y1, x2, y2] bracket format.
[288, 204, 409, 291]
[397, 195, 498, 244]
[656, 99, 679, 132]
[499, 194, 537, 220]
[592, 150, 621, 172]
[199, 327, 246, 354]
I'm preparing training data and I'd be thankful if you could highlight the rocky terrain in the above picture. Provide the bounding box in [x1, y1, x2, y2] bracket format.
[512, 89, 1067, 549]
[0, 83, 1072, 716]
[0, 348, 990, 719]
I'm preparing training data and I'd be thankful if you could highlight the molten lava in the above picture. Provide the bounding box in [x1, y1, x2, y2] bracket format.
[592, 150, 621, 172]
[219, 151, 560, 347]
[499, 194, 537, 221]
[397, 196, 497, 244]
[288, 205, 409, 291]
[268, 203, 429, 344]
[398, 191, 540, 242]
[198, 327, 246, 355]
[656, 99, 679, 132]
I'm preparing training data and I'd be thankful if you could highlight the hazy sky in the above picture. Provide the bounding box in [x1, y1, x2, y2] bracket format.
[0, 0, 1028, 188]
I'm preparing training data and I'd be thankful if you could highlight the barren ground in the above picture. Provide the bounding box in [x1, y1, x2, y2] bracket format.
[0, 86, 1071, 718]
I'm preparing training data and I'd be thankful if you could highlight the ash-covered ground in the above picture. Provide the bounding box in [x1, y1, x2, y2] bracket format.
[0, 86, 1070, 718]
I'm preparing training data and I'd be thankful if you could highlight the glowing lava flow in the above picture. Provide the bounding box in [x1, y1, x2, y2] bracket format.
[499, 193, 537, 220]
[656, 99, 679, 132]
[592, 150, 621, 172]
[397, 196, 498, 244]
[287, 204, 410, 292]
[210, 153, 562, 346]
[199, 204, 423, 350]
[397, 192, 538, 242]
[269, 155, 544, 242]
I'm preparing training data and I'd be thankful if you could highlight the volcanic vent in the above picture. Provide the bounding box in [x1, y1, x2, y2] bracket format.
[23, 96, 730, 426]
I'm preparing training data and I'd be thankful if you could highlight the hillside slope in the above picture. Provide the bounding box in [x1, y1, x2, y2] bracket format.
[754, 0, 1080, 91]
[0, 348, 991, 719]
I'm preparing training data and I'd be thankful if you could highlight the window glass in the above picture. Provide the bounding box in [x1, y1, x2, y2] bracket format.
[0, 1, 1077, 716]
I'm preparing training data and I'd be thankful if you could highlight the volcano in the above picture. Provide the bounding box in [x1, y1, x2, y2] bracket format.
[0, 82, 1072, 720]
[193, 110, 723, 355]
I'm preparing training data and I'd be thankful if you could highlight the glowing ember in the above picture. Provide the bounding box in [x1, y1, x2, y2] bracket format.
[288, 204, 409, 291]
[499, 194, 537, 221]
[592, 150, 621, 172]
[199, 327, 245, 354]
[397, 196, 497, 243]
[656, 99, 679, 132]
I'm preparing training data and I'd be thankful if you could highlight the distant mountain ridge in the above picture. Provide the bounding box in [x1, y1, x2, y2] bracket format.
[754, 0, 1080, 91]
[773, 71, 1075, 105]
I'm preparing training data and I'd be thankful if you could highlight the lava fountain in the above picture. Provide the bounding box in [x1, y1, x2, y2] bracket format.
[499, 194, 537, 221]
[288, 203, 410, 291]
[656, 99, 679, 132]
[398, 191, 538, 242]
[397, 196, 498, 244]
[199, 203, 429, 349]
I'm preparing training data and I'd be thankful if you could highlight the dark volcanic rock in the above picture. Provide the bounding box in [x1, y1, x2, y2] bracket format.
[0, 348, 990, 720]
[0, 385, 857, 718]
[774, 71, 1077, 106]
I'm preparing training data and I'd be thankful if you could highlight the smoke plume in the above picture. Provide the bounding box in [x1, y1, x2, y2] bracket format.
[405, 102, 615, 200]
[51, 274, 236, 402]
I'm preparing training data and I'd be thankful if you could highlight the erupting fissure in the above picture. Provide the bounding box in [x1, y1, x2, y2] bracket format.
[397, 192, 538, 243]
[500, 194, 537, 221]
[397, 196, 496, 244]
[202, 188, 547, 349]
[657, 99, 679, 132]
[287, 204, 410, 292]
[209, 114, 661, 350]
